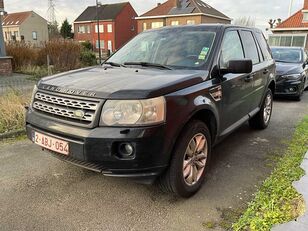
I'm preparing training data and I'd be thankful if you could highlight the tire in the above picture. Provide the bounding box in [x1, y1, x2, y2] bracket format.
[158, 120, 211, 198]
[249, 89, 273, 130]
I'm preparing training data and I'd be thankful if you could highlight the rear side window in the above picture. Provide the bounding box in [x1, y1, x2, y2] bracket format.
[255, 32, 272, 61]
[240, 31, 260, 64]
[220, 30, 244, 69]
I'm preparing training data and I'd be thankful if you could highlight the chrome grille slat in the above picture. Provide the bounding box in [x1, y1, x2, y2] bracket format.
[35, 92, 98, 110]
[32, 91, 100, 124]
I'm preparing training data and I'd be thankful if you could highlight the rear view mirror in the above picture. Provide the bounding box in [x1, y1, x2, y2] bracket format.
[224, 59, 253, 74]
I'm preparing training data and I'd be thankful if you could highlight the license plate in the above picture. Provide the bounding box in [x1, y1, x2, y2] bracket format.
[33, 132, 69, 155]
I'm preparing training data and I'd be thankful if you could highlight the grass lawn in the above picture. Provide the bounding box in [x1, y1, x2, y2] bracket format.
[0, 90, 31, 134]
[232, 116, 308, 231]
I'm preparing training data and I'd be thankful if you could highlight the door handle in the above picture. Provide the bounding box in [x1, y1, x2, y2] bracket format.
[263, 69, 269, 75]
[245, 74, 254, 82]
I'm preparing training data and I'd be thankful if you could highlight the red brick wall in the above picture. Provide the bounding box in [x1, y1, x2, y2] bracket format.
[0, 57, 12, 76]
[114, 3, 138, 50]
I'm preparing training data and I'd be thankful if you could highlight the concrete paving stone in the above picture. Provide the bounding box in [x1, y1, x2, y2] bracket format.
[293, 176, 308, 196]
[305, 151, 308, 160]
[272, 221, 308, 231]
[297, 214, 308, 225]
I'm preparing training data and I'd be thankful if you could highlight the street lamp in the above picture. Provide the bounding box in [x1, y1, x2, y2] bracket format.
[0, 0, 6, 57]
[96, 0, 102, 64]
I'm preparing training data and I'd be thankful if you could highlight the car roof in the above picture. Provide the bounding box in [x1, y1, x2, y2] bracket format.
[150, 24, 263, 33]
[270, 46, 303, 50]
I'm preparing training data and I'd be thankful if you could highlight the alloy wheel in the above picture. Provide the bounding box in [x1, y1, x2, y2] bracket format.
[183, 133, 208, 186]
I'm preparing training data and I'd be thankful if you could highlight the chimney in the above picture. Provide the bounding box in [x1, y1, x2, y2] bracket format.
[304, 0, 308, 9]
[172, 0, 181, 8]
[157, 3, 161, 6]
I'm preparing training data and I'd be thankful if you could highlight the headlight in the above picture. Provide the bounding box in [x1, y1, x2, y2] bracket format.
[100, 97, 166, 126]
[282, 74, 301, 80]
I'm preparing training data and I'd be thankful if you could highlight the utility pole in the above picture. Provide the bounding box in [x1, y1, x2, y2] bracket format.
[96, 0, 102, 64]
[0, 0, 6, 56]
[48, 0, 56, 24]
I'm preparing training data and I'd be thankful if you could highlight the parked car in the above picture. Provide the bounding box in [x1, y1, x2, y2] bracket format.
[271, 46, 308, 101]
[26, 25, 276, 197]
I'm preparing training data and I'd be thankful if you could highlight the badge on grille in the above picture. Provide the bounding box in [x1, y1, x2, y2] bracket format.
[74, 110, 85, 119]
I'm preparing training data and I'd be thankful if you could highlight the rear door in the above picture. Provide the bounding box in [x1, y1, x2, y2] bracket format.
[239, 30, 264, 113]
[250, 31, 275, 111]
[219, 29, 254, 133]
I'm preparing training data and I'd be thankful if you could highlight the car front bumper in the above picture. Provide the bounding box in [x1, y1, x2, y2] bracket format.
[275, 79, 302, 96]
[26, 109, 170, 183]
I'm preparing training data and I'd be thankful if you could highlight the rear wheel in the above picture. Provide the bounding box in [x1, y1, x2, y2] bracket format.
[249, 89, 273, 129]
[158, 120, 211, 198]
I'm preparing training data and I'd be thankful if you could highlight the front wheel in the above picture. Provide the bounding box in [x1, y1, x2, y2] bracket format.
[158, 120, 211, 198]
[249, 89, 273, 129]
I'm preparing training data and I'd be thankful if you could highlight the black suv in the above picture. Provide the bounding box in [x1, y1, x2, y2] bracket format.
[26, 25, 276, 197]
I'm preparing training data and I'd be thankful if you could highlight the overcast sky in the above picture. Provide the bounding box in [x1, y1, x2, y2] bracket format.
[4, 0, 306, 33]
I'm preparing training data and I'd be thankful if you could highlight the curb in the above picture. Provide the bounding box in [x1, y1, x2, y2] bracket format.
[0, 129, 26, 140]
[272, 151, 308, 231]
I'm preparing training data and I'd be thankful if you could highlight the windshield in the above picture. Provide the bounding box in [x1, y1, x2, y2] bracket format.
[107, 28, 216, 69]
[271, 48, 302, 63]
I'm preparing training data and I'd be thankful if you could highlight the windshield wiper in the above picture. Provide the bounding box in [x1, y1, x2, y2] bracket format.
[124, 62, 172, 70]
[103, 62, 126, 68]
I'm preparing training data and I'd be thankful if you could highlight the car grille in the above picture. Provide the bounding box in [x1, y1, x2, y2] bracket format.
[32, 91, 100, 125]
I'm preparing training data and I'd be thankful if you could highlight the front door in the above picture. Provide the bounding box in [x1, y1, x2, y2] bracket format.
[218, 30, 254, 133]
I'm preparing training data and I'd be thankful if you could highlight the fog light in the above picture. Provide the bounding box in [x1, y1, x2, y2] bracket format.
[289, 87, 296, 92]
[118, 143, 134, 157]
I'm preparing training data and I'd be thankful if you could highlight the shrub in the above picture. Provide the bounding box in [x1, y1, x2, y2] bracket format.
[18, 65, 49, 80]
[81, 41, 93, 51]
[0, 91, 31, 134]
[80, 50, 97, 66]
[6, 42, 38, 69]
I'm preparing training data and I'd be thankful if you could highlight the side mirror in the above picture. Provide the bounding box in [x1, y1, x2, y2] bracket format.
[223, 59, 253, 74]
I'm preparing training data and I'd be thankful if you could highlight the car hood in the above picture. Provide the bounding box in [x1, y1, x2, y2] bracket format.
[275, 62, 303, 77]
[38, 66, 207, 99]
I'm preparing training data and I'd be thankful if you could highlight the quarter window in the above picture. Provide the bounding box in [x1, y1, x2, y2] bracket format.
[255, 32, 272, 61]
[241, 31, 260, 64]
[220, 30, 244, 69]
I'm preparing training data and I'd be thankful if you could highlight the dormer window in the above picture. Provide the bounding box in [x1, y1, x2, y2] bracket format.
[303, 10, 308, 22]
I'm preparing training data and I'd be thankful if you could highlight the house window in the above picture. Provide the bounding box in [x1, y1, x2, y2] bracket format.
[171, 21, 179, 26]
[187, 20, 195, 25]
[107, 24, 113, 33]
[32, 31, 37, 40]
[95, 25, 104, 33]
[78, 25, 90, 34]
[151, 22, 163, 29]
[143, 23, 147, 31]
[303, 12, 308, 22]
[96, 40, 105, 49]
[108, 40, 112, 52]
[269, 34, 306, 48]
[14, 31, 19, 38]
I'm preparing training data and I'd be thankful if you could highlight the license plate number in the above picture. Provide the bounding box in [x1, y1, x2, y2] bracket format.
[33, 132, 69, 155]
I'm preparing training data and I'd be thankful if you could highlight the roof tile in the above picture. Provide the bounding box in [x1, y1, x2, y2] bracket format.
[276, 9, 308, 29]
[3, 11, 32, 26]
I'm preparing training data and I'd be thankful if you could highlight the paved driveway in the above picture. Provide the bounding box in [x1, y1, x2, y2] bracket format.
[1, 93, 308, 231]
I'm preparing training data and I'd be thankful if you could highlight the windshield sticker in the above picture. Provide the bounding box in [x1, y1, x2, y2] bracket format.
[198, 47, 210, 60]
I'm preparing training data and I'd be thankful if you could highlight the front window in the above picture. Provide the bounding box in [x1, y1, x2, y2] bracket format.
[151, 22, 164, 29]
[95, 25, 104, 33]
[187, 20, 195, 25]
[171, 21, 179, 26]
[268, 34, 306, 48]
[107, 28, 216, 69]
[107, 24, 112, 33]
[32, 31, 37, 40]
[271, 48, 302, 63]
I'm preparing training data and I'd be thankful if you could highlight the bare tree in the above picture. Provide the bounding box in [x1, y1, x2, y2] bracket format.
[233, 17, 256, 27]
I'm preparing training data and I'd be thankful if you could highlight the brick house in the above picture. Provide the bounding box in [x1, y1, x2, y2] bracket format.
[270, 0, 308, 48]
[74, 2, 137, 53]
[136, 0, 231, 33]
[2, 11, 48, 44]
